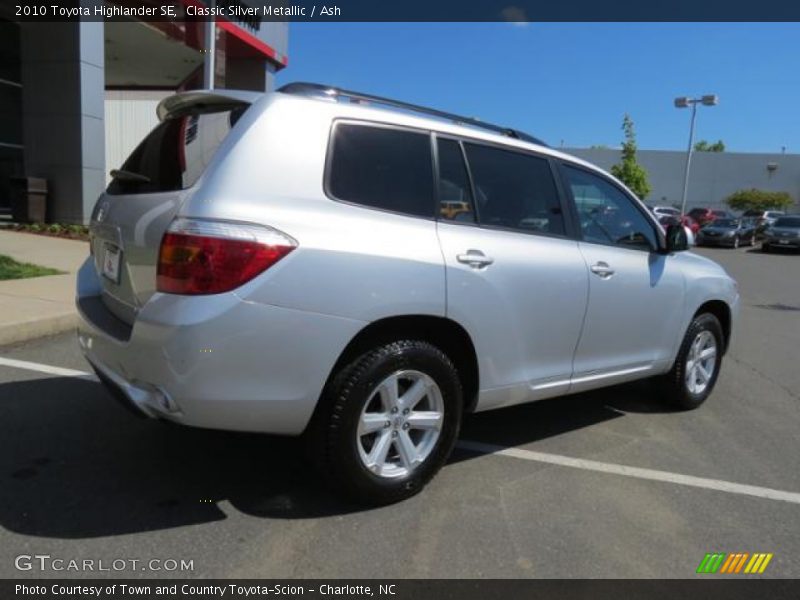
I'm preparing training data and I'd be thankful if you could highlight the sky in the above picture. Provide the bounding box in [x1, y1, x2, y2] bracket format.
[276, 23, 800, 154]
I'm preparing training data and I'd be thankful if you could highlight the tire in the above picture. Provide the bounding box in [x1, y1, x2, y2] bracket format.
[306, 340, 463, 505]
[659, 313, 724, 410]
[762, 243, 771, 253]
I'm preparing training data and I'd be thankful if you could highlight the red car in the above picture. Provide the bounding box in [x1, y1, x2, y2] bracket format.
[681, 215, 700, 234]
[688, 207, 732, 226]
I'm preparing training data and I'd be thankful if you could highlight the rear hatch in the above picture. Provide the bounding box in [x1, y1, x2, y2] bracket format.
[89, 91, 258, 324]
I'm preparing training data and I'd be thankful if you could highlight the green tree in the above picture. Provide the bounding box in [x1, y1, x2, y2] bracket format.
[725, 189, 794, 212]
[610, 114, 651, 199]
[694, 139, 726, 152]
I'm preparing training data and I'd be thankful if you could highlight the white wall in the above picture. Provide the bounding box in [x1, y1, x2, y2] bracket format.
[104, 90, 170, 184]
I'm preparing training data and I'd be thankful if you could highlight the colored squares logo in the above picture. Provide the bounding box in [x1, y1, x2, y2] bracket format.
[697, 553, 773, 574]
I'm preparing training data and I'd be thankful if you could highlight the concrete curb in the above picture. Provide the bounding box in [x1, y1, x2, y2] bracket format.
[0, 312, 77, 347]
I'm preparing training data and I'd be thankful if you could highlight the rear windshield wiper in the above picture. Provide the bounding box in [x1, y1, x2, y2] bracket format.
[110, 169, 151, 183]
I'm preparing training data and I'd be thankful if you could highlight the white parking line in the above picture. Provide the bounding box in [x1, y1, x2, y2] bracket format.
[2, 356, 799, 506]
[0, 357, 96, 380]
[457, 440, 800, 505]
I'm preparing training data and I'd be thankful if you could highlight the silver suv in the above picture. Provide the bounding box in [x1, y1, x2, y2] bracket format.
[77, 83, 739, 504]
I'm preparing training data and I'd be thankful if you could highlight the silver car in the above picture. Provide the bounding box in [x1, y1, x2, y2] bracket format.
[77, 83, 740, 504]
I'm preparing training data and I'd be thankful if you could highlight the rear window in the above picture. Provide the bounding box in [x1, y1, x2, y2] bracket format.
[328, 123, 434, 218]
[107, 105, 247, 195]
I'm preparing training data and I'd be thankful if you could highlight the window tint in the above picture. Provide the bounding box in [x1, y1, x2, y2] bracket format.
[329, 124, 434, 218]
[563, 165, 657, 251]
[107, 106, 247, 195]
[463, 144, 565, 236]
[436, 139, 475, 223]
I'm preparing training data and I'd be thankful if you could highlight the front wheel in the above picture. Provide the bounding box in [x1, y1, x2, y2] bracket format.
[306, 340, 463, 505]
[659, 313, 724, 410]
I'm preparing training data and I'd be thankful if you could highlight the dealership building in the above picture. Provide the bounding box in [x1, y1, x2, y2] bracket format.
[0, 6, 288, 223]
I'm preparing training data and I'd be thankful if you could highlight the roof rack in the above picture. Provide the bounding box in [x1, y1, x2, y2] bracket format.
[277, 82, 548, 147]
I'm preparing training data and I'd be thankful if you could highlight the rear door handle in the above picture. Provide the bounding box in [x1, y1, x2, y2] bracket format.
[590, 261, 615, 278]
[457, 250, 494, 268]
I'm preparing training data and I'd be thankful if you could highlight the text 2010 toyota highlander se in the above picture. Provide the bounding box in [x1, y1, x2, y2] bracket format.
[77, 83, 739, 504]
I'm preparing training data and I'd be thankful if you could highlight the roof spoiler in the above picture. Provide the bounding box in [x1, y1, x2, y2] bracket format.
[156, 90, 263, 121]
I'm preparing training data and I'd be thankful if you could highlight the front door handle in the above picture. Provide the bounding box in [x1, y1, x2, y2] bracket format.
[457, 249, 494, 268]
[590, 261, 615, 278]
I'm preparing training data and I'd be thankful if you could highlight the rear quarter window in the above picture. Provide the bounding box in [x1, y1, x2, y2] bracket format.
[327, 123, 435, 218]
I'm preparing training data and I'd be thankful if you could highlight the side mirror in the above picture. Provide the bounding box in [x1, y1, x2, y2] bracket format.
[665, 223, 689, 253]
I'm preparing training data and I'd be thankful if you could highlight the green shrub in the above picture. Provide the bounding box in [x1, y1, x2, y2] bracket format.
[726, 189, 794, 212]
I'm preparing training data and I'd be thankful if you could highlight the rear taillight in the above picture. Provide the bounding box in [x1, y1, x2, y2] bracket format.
[157, 218, 296, 295]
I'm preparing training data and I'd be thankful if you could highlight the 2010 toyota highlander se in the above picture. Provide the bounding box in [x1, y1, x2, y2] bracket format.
[76, 83, 739, 504]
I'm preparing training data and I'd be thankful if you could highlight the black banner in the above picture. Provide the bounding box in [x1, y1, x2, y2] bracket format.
[5, 0, 800, 22]
[4, 580, 800, 600]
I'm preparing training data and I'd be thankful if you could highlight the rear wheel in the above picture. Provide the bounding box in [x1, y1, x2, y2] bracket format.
[306, 340, 462, 505]
[659, 313, 724, 410]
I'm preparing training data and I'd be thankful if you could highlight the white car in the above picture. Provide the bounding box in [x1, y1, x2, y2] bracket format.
[652, 206, 681, 218]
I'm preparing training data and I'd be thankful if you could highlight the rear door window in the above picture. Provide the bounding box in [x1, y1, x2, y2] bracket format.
[107, 106, 247, 195]
[463, 143, 566, 236]
[328, 123, 435, 218]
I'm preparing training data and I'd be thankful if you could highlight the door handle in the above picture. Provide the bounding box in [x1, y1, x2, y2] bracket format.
[590, 261, 615, 278]
[457, 249, 494, 268]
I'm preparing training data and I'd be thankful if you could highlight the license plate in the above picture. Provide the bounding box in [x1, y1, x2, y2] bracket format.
[779, 239, 790, 245]
[102, 244, 122, 283]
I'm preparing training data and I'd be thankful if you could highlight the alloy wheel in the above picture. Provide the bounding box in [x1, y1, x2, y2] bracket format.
[356, 370, 445, 479]
[685, 330, 717, 395]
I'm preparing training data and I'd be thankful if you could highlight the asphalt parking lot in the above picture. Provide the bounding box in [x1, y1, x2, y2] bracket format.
[1, 246, 798, 579]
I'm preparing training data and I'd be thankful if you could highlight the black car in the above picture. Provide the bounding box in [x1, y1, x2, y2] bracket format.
[762, 216, 800, 252]
[696, 218, 756, 248]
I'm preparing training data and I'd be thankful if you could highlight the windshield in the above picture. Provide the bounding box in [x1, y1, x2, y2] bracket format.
[711, 219, 737, 227]
[107, 105, 248, 195]
[773, 217, 800, 228]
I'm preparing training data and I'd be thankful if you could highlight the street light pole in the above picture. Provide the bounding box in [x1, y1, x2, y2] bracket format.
[679, 101, 698, 217]
[675, 95, 718, 216]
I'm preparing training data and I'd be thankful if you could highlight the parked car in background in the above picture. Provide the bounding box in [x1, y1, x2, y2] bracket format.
[652, 206, 681, 218]
[658, 215, 695, 246]
[681, 214, 700, 235]
[741, 209, 785, 234]
[688, 207, 733, 226]
[696, 218, 756, 248]
[762, 215, 800, 252]
[75, 82, 740, 504]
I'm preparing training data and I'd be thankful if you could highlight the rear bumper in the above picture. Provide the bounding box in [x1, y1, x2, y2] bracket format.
[763, 238, 800, 249]
[697, 236, 737, 247]
[75, 257, 366, 435]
